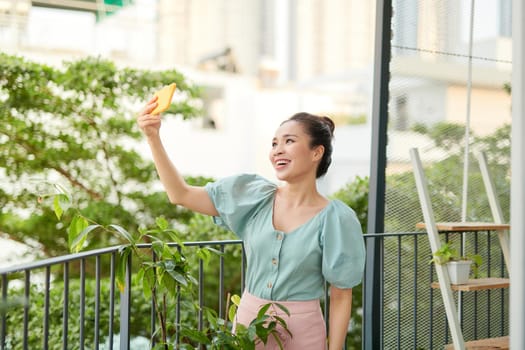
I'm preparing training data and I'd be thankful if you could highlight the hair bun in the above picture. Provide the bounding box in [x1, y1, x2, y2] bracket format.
[321, 116, 335, 136]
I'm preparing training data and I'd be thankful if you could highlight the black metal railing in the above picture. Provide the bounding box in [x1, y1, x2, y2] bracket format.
[0, 240, 247, 350]
[366, 230, 509, 350]
[0, 231, 509, 349]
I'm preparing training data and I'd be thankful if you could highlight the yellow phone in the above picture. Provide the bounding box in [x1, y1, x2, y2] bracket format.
[151, 83, 177, 115]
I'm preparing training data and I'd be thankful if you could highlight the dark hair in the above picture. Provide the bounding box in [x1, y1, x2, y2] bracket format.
[282, 112, 335, 178]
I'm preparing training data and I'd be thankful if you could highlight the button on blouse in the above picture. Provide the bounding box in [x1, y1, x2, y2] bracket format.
[205, 173, 366, 301]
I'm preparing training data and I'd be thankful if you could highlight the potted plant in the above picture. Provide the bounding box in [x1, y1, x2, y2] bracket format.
[430, 243, 482, 284]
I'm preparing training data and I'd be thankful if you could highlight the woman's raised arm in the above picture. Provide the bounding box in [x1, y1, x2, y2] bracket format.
[137, 96, 218, 217]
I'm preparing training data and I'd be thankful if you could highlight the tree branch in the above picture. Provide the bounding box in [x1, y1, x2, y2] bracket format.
[53, 166, 103, 200]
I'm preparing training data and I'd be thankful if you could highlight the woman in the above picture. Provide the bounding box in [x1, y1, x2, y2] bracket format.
[137, 96, 366, 349]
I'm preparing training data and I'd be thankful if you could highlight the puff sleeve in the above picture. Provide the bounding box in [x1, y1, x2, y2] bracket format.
[204, 174, 276, 237]
[321, 200, 366, 289]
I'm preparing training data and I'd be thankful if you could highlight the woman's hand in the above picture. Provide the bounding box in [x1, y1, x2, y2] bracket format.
[137, 95, 161, 138]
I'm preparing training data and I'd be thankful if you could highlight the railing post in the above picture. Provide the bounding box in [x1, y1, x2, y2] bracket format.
[62, 263, 69, 350]
[363, 0, 391, 349]
[119, 253, 131, 350]
[1, 274, 7, 350]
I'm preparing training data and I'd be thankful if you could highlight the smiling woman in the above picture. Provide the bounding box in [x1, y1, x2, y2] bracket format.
[137, 102, 366, 349]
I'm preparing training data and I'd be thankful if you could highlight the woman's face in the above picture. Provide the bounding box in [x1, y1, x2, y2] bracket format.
[269, 120, 323, 182]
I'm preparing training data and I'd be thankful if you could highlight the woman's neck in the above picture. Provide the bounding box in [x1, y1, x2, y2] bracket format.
[277, 181, 325, 208]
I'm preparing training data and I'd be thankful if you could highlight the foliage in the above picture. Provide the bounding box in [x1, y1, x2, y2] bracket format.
[0, 53, 201, 257]
[4, 277, 151, 349]
[429, 242, 483, 277]
[411, 122, 428, 134]
[329, 113, 368, 126]
[427, 122, 465, 151]
[331, 175, 368, 233]
[184, 213, 243, 314]
[386, 122, 511, 232]
[207, 295, 292, 350]
[47, 189, 291, 349]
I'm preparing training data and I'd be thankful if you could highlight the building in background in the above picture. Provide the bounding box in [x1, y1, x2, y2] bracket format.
[0, 0, 513, 190]
[156, 0, 375, 82]
[390, 0, 512, 135]
[1, 0, 376, 195]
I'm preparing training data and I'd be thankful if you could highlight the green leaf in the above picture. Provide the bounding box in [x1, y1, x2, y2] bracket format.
[196, 247, 211, 266]
[151, 241, 165, 258]
[273, 315, 292, 337]
[231, 294, 241, 307]
[270, 331, 285, 350]
[430, 243, 458, 265]
[203, 307, 218, 328]
[141, 267, 155, 299]
[243, 339, 256, 350]
[67, 215, 88, 251]
[70, 224, 100, 253]
[251, 315, 269, 327]
[166, 269, 188, 287]
[205, 246, 225, 256]
[254, 322, 269, 343]
[116, 245, 132, 293]
[163, 230, 185, 248]
[273, 302, 290, 316]
[159, 273, 178, 297]
[109, 224, 134, 244]
[53, 195, 64, 220]
[246, 325, 257, 343]
[187, 274, 198, 286]
[228, 304, 237, 323]
[180, 327, 211, 344]
[155, 216, 169, 230]
[256, 303, 271, 320]
[162, 259, 175, 271]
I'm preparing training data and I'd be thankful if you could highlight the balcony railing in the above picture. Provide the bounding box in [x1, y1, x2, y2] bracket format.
[374, 230, 509, 349]
[0, 231, 508, 349]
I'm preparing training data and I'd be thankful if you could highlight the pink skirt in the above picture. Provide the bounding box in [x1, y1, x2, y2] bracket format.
[233, 291, 327, 350]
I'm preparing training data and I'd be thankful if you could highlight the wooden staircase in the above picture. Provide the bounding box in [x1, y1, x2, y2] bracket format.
[444, 336, 509, 350]
[411, 148, 510, 350]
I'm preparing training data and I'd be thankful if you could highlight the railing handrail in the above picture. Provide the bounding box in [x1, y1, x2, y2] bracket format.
[0, 239, 244, 275]
[2, 231, 498, 274]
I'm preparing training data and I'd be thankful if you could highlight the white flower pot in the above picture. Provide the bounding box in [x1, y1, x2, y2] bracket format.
[446, 260, 472, 284]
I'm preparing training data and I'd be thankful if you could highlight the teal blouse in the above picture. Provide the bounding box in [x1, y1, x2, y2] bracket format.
[205, 174, 366, 301]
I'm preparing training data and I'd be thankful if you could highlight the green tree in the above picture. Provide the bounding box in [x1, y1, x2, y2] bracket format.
[0, 53, 201, 258]
[390, 122, 511, 232]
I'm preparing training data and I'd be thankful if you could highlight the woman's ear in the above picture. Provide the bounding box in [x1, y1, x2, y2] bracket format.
[313, 145, 325, 161]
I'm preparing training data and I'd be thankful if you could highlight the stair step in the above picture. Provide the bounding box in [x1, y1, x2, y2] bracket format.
[431, 277, 509, 291]
[416, 221, 510, 231]
[444, 335, 508, 349]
